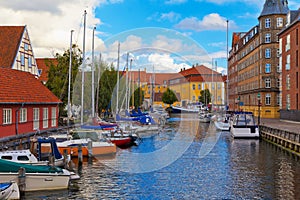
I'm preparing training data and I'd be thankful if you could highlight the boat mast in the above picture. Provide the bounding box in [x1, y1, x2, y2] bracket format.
[95, 53, 101, 117]
[81, 10, 87, 124]
[128, 59, 132, 110]
[92, 26, 96, 117]
[125, 52, 129, 111]
[116, 42, 120, 115]
[226, 19, 229, 110]
[67, 30, 74, 128]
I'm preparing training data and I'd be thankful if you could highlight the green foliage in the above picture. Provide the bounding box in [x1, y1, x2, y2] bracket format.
[199, 89, 211, 105]
[45, 45, 82, 116]
[97, 64, 118, 113]
[130, 87, 144, 108]
[162, 88, 178, 105]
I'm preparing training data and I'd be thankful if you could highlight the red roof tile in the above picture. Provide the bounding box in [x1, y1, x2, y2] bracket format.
[0, 67, 61, 104]
[0, 26, 24, 68]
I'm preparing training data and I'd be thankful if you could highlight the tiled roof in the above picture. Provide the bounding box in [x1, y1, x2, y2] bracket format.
[36, 58, 58, 83]
[179, 65, 219, 77]
[259, 0, 289, 18]
[0, 26, 24, 68]
[0, 67, 61, 104]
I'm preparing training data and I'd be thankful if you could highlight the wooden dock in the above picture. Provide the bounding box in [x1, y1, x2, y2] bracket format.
[259, 118, 300, 157]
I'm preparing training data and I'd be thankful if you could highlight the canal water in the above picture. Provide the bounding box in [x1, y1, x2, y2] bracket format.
[24, 114, 300, 199]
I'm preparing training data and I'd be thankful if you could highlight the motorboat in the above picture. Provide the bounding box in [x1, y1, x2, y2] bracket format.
[199, 110, 211, 123]
[101, 128, 140, 148]
[230, 112, 259, 138]
[0, 149, 49, 166]
[51, 130, 117, 157]
[0, 159, 70, 192]
[212, 114, 231, 131]
[0, 181, 20, 200]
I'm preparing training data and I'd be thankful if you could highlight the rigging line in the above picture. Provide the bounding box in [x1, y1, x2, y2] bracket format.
[74, 12, 85, 47]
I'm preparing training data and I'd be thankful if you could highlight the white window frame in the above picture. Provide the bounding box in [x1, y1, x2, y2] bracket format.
[265, 94, 271, 105]
[33, 108, 39, 130]
[277, 18, 283, 27]
[265, 63, 271, 73]
[19, 108, 27, 123]
[21, 53, 25, 66]
[265, 78, 271, 88]
[286, 34, 290, 51]
[286, 75, 290, 90]
[286, 54, 290, 70]
[286, 94, 290, 110]
[265, 18, 271, 28]
[3, 108, 12, 125]
[265, 33, 271, 43]
[43, 108, 48, 128]
[265, 48, 271, 58]
[51, 107, 56, 127]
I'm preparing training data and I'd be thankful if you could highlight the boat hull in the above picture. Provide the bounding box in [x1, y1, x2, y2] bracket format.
[230, 127, 259, 138]
[55, 140, 117, 157]
[0, 181, 20, 199]
[0, 170, 70, 192]
[214, 121, 230, 131]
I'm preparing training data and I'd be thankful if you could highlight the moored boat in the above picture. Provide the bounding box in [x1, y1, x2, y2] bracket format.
[230, 112, 259, 138]
[0, 159, 70, 192]
[0, 181, 20, 200]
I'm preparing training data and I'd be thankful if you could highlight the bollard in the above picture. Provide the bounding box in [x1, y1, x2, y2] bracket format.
[18, 167, 26, 195]
[78, 144, 83, 167]
[63, 149, 68, 169]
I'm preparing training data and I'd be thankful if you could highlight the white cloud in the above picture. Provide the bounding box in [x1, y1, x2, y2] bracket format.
[175, 13, 237, 31]
[165, 0, 187, 5]
[195, 0, 263, 7]
[160, 12, 181, 22]
[0, 0, 107, 58]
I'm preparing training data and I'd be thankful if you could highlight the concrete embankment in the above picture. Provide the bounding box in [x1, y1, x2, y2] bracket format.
[259, 118, 300, 157]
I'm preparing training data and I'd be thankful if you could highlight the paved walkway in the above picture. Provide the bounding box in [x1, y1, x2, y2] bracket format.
[259, 118, 300, 134]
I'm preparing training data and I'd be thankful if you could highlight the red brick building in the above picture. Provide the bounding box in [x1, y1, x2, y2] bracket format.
[0, 68, 61, 138]
[278, 9, 300, 121]
[0, 25, 62, 137]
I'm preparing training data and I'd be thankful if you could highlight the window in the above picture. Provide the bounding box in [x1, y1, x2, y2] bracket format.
[277, 94, 281, 106]
[265, 78, 271, 88]
[277, 78, 280, 88]
[265, 94, 271, 105]
[202, 83, 205, 90]
[286, 34, 290, 51]
[296, 50, 299, 67]
[277, 49, 280, 57]
[265, 18, 271, 28]
[278, 56, 282, 72]
[265, 64, 271, 73]
[286, 75, 290, 90]
[28, 57, 32, 67]
[33, 108, 39, 130]
[286, 94, 290, 110]
[198, 84, 201, 90]
[43, 108, 48, 128]
[19, 108, 27, 123]
[21, 54, 25, 66]
[17, 156, 29, 161]
[51, 107, 56, 127]
[24, 43, 29, 51]
[218, 83, 221, 89]
[286, 54, 290, 70]
[3, 108, 12, 125]
[192, 84, 195, 90]
[212, 83, 215, 90]
[265, 33, 271, 43]
[192, 96, 195, 101]
[277, 18, 283, 27]
[265, 48, 271, 58]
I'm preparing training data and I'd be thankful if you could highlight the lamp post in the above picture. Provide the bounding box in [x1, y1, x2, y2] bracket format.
[257, 92, 261, 126]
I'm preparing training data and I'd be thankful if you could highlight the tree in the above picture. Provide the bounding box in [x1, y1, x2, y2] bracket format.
[162, 88, 178, 106]
[46, 45, 82, 116]
[199, 89, 211, 105]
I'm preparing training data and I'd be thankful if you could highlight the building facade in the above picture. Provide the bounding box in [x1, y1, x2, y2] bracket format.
[169, 65, 225, 108]
[0, 68, 61, 138]
[228, 0, 289, 118]
[278, 9, 300, 121]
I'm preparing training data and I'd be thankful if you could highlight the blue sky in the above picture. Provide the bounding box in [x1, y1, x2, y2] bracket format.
[1, 0, 299, 73]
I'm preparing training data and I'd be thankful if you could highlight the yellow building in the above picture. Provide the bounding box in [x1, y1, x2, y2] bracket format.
[169, 65, 225, 108]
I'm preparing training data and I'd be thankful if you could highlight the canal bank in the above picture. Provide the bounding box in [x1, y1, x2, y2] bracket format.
[259, 118, 300, 157]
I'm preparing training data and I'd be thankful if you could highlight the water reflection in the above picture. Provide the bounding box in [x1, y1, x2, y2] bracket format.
[23, 116, 300, 199]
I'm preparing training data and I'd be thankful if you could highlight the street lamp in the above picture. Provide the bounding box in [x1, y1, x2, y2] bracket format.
[257, 92, 261, 126]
